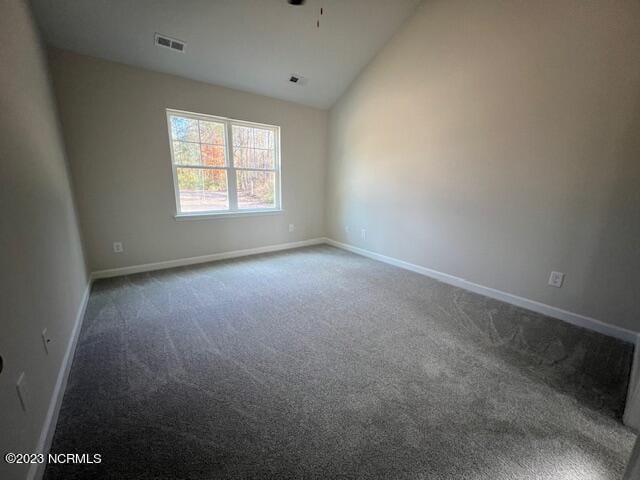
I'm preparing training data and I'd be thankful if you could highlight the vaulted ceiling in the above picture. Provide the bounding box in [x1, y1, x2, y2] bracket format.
[31, 0, 421, 109]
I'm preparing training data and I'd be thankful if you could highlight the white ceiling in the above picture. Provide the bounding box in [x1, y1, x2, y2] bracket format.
[31, 0, 420, 109]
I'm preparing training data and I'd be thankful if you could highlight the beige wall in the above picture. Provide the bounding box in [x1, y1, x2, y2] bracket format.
[0, 2, 88, 479]
[49, 49, 327, 272]
[1, 4, 637, 479]
[326, 0, 640, 332]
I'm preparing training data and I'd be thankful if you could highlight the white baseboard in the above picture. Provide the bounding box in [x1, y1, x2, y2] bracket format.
[91, 238, 326, 280]
[27, 282, 91, 480]
[325, 238, 638, 344]
[624, 337, 640, 431]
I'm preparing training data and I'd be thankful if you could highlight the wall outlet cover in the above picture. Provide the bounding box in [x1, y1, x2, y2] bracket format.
[548, 271, 565, 288]
[113, 242, 124, 253]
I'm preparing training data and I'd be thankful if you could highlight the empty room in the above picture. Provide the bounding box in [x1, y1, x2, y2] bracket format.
[2, 0, 640, 478]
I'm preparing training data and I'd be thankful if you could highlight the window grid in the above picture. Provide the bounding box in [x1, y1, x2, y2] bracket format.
[167, 110, 281, 216]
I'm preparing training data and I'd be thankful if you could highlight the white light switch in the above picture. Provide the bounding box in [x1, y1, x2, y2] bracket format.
[548, 271, 565, 288]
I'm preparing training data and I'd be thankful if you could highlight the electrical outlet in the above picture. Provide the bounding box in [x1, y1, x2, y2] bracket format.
[113, 242, 124, 253]
[42, 328, 51, 355]
[361, 229, 367, 241]
[16, 372, 28, 412]
[288, 224, 295, 233]
[548, 271, 565, 288]
[345, 225, 350, 233]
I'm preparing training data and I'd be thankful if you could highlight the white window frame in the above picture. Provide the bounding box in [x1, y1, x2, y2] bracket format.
[166, 108, 282, 219]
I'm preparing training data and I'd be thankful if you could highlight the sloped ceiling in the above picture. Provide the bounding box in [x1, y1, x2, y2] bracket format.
[31, 0, 421, 108]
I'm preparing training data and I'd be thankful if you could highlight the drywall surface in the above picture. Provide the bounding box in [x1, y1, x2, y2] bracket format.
[0, 2, 88, 479]
[49, 49, 328, 272]
[326, 0, 640, 332]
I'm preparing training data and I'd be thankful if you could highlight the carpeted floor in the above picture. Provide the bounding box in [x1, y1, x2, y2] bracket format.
[46, 246, 636, 479]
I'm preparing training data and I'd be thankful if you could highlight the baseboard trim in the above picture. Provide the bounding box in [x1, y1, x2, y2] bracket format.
[325, 238, 638, 344]
[91, 238, 326, 280]
[624, 336, 640, 431]
[27, 281, 91, 480]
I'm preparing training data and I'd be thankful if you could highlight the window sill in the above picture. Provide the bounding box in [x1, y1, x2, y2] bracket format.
[174, 209, 284, 221]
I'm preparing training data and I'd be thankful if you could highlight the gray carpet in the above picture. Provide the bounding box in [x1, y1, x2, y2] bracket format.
[46, 245, 636, 479]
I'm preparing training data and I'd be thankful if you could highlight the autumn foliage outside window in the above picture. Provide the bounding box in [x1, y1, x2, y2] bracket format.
[167, 110, 280, 215]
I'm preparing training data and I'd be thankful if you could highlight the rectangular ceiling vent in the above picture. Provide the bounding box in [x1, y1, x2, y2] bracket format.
[155, 33, 185, 53]
[289, 74, 306, 86]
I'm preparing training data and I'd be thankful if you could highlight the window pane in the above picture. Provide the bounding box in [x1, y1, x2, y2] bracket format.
[254, 148, 275, 169]
[233, 147, 252, 168]
[233, 147, 274, 169]
[170, 116, 199, 142]
[232, 125, 252, 147]
[236, 170, 275, 209]
[199, 120, 225, 145]
[253, 128, 273, 149]
[167, 113, 280, 214]
[177, 168, 228, 212]
[201, 144, 226, 167]
[173, 141, 201, 165]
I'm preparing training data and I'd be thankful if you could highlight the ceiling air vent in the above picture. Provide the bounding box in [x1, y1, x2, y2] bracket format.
[155, 33, 186, 53]
[289, 74, 306, 86]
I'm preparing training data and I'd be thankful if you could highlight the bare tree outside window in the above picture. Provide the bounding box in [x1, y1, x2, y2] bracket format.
[167, 110, 280, 215]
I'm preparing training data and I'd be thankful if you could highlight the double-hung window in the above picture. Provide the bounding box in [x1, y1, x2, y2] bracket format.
[167, 109, 281, 216]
